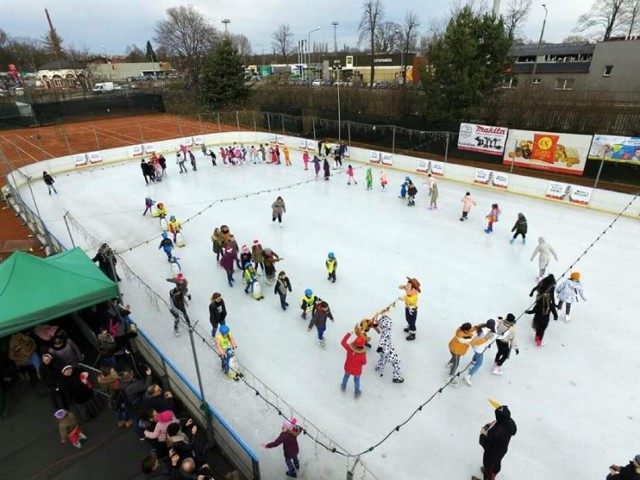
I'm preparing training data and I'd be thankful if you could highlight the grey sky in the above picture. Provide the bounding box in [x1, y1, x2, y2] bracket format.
[2, 0, 589, 56]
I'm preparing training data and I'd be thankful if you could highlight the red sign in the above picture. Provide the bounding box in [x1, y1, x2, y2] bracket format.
[531, 134, 559, 164]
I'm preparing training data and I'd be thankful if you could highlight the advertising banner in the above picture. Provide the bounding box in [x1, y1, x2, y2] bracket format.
[473, 169, 509, 189]
[73, 154, 87, 167]
[306, 139, 316, 151]
[458, 123, 508, 156]
[129, 145, 143, 157]
[277, 135, 285, 145]
[588, 135, 640, 163]
[192, 136, 204, 146]
[503, 129, 591, 175]
[298, 139, 308, 150]
[370, 151, 381, 163]
[144, 143, 156, 154]
[269, 134, 277, 144]
[381, 153, 393, 166]
[545, 182, 592, 205]
[416, 159, 445, 176]
[180, 137, 193, 147]
[87, 151, 103, 164]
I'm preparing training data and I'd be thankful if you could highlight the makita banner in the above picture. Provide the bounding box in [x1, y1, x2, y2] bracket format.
[457, 123, 508, 157]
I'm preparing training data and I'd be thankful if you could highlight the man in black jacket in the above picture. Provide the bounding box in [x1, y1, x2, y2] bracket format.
[141, 383, 175, 413]
[475, 405, 517, 480]
[120, 367, 153, 439]
[608, 455, 640, 480]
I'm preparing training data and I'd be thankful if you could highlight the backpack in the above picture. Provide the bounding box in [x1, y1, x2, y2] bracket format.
[109, 389, 129, 411]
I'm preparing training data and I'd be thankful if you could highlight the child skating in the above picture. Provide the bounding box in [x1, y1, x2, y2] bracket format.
[429, 182, 439, 210]
[168, 215, 182, 242]
[300, 289, 318, 320]
[158, 232, 174, 261]
[484, 203, 501, 233]
[302, 151, 310, 170]
[261, 423, 302, 478]
[556, 272, 586, 322]
[274, 271, 292, 310]
[365, 167, 373, 190]
[243, 263, 264, 300]
[340, 332, 367, 398]
[347, 165, 357, 185]
[407, 181, 417, 206]
[307, 301, 334, 347]
[510, 213, 528, 244]
[325, 252, 337, 283]
[215, 325, 240, 379]
[143, 197, 155, 216]
[380, 170, 388, 191]
[460, 192, 476, 221]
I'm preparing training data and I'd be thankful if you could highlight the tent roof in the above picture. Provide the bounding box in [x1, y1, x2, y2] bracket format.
[0, 248, 118, 337]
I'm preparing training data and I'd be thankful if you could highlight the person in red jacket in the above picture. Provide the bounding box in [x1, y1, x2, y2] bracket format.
[340, 332, 367, 398]
[262, 424, 302, 478]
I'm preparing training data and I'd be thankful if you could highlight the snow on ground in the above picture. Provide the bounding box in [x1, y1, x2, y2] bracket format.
[21, 152, 639, 479]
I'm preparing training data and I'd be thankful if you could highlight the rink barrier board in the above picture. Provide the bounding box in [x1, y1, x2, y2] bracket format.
[135, 326, 260, 480]
[7, 131, 639, 220]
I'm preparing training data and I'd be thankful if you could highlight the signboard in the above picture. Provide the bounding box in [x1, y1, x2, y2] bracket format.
[369, 151, 381, 163]
[474, 169, 509, 189]
[458, 123, 507, 156]
[129, 145, 143, 157]
[306, 139, 316, 151]
[181, 137, 193, 147]
[73, 154, 87, 167]
[588, 135, 640, 163]
[545, 182, 592, 205]
[298, 139, 308, 150]
[276, 135, 285, 145]
[503, 130, 591, 176]
[144, 143, 156, 154]
[269, 134, 277, 144]
[381, 153, 393, 166]
[416, 159, 445, 176]
[87, 151, 103, 164]
[192, 136, 204, 146]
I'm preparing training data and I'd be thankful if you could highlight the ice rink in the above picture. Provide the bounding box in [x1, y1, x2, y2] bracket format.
[19, 152, 639, 479]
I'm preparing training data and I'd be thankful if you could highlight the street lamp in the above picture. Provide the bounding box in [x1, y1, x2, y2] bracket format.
[530, 4, 548, 83]
[307, 26, 321, 81]
[332, 64, 342, 142]
[221, 19, 231, 34]
[395, 29, 405, 85]
[331, 21, 339, 53]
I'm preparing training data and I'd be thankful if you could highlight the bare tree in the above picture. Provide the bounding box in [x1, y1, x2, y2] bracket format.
[574, 0, 628, 40]
[504, 0, 532, 38]
[562, 35, 592, 43]
[230, 33, 252, 60]
[124, 44, 146, 62]
[396, 11, 421, 85]
[271, 24, 293, 65]
[375, 21, 401, 53]
[0, 28, 7, 47]
[154, 6, 218, 84]
[358, 0, 385, 86]
[623, 1, 640, 37]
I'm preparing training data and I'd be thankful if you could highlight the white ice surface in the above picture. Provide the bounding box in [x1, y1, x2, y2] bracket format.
[20, 154, 640, 479]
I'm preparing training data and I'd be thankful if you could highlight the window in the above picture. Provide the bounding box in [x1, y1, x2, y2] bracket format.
[532, 77, 542, 85]
[555, 78, 574, 90]
[603, 65, 613, 77]
[502, 77, 518, 89]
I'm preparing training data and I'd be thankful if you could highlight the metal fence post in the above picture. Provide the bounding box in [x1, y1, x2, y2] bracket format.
[392, 126, 396, 154]
[312, 117, 316, 140]
[593, 158, 606, 189]
[236, 111, 240, 131]
[267, 114, 271, 133]
[347, 121, 351, 146]
[217, 113, 222, 133]
[93, 127, 101, 151]
[61, 128, 72, 155]
[198, 114, 203, 134]
[444, 132, 450, 163]
[253, 111, 257, 132]
[281, 114, 285, 134]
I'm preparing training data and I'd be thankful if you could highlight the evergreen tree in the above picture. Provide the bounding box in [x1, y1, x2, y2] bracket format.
[420, 6, 513, 122]
[200, 37, 249, 109]
[146, 40, 158, 62]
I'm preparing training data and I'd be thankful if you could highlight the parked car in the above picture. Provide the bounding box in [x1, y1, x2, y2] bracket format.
[378, 81, 389, 89]
[311, 79, 323, 86]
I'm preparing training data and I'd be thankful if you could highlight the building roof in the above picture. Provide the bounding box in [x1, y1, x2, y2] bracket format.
[512, 43, 595, 57]
[37, 60, 79, 71]
[512, 62, 592, 74]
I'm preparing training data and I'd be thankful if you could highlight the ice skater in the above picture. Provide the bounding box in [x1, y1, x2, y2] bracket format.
[340, 332, 367, 398]
[307, 301, 334, 347]
[300, 289, 318, 320]
[43, 171, 58, 194]
[219, 245, 238, 287]
[243, 263, 264, 300]
[208, 292, 227, 339]
[484, 203, 501, 233]
[429, 181, 439, 209]
[168, 215, 182, 243]
[176, 152, 188, 173]
[510, 213, 528, 244]
[556, 272, 586, 322]
[302, 151, 310, 170]
[312, 155, 321, 180]
[365, 167, 373, 190]
[446, 322, 491, 385]
[399, 277, 421, 341]
[263, 248, 282, 285]
[380, 170, 388, 191]
[323, 157, 331, 180]
[271, 196, 286, 227]
[143, 197, 155, 216]
[530, 237, 558, 279]
[283, 145, 291, 166]
[474, 405, 517, 480]
[215, 325, 239, 379]
[169, 287, 189, 335]
[492, 314, 519, 375]
[347, 165, 357, 185]
[252, 239, 265, 272]
[274, 271, 292, 310]
[211, 228, 223, 261]
[407, 180, 417, 206]
[374, 315, 404, 383]
[463, 319, 496, 386]
[325, 252, 337, 283]
[526, 280, 558, 346]
[158, 233, 174, 261]
[460, 192, 476, 221]
[261, 422, 302, 478]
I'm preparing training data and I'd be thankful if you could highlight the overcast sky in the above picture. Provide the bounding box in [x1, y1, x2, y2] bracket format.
[3, 0, 590, 56]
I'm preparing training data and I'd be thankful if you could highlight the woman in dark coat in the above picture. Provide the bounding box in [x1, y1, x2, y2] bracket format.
[526, 287, 558, 347]
[510, 213, 528, 244]
[323, 158, 331, 180]
[478, 405, 517, 480]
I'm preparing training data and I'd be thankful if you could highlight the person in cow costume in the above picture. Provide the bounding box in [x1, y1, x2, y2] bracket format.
[374, 315, 405, 383]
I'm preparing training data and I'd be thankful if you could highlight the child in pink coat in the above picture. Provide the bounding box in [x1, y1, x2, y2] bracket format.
[460, 192, 477, 221]
[484, 203, 501, 233]
[347, 165, 357, 185]
[380, 170, 388, 191]
[302, 152, 310, 170]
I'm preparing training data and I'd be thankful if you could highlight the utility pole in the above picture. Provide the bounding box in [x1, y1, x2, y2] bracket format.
[221, 19, 231, 34]
[530, 4, 548, 83]
[332, 21, 339, 54]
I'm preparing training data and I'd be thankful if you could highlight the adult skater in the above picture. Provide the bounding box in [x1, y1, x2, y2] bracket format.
[607, 454, 640, 480]
[556, 272, 587, 322]
[176, 151, 188, 173]
[474, 405, 517, 480]
[188, 150, 197, 171]
[510, 213, 528, 244]
[169, 287, 189, 335]
[208, 292, 227, 339]
[43, 171, 58, 194]
[399, 277, 421, 341]
[92, 243, 121, 281]
[340, 332, 367, 398]
[492, 314, 519, 375]
[530, 237, 558, 279]
[526, 276, 558, 346]
[463, 320, 496, 386]
[140, 159, 153, 185]
[374, 315, 404, 383]
[323, 157, 331, 181]
[460, 192, 476, 221]
[271, 196, 286, 227]
[274, 271, 292, 310]
[529, 273, 557, 300]
[262, 248, 282, 285]
[446, 322, 491, 385]
[220, 246, 238, 287]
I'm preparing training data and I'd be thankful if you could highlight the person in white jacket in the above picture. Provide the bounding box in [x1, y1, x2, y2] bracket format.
[492, 314, 519, 376]
[530, 237, 558, 278]
[556, 272, 587, 322]
[464, 319, 496, 386]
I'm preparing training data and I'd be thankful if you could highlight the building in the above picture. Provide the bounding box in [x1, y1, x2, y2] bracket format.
[319, 53, 417, 84]
[508, 38, 640, 100]
[37, 60, 91, 90]
[88, 61, 175, 81]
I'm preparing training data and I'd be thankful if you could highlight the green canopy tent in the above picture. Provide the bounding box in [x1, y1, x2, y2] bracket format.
[0, 248, 119, 337]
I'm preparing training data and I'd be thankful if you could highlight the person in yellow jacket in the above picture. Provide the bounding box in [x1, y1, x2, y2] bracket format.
[446, 322, 493, 385]
[215, 325, 239, 378]
[325, 252, 337, 283]
[399, 277, 421, 341]
[283, 145, 291, 166]
[168, 215, 182, 242]
[300, 289, 318, 319]
[153, 202, 167, 218]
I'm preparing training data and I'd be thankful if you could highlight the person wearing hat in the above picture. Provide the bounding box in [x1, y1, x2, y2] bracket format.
[59, 365, 101, 422]
[399, 277, 421, 341]
[474, 405, 517, 480]
[166, 273, 190, 299]
[55, 409, 87, 448]
[43, 171, 57, 194]
[40, 353, 66, 409]
[555, 272, 586, 323]
[252, 239, 265, 272]
[607, 454, 640, 479]
[464, 320, 496, 386]
[219, 244, 238, 287]
[158, 233, 175, 262]
[262, 422, 302, 478]
[340, 332, 367, 398]
[492, 314, 519, 375]
[271, 196, 287, 227]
